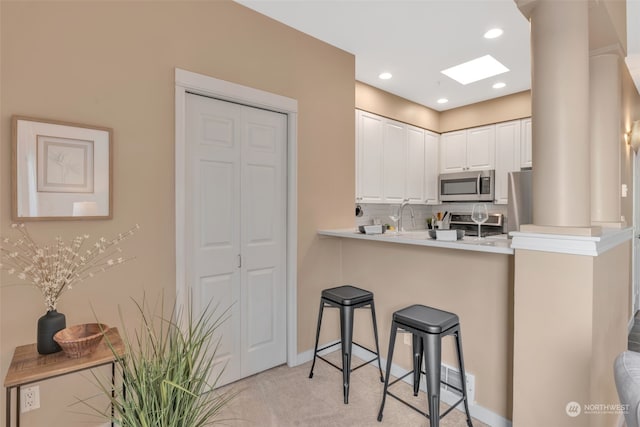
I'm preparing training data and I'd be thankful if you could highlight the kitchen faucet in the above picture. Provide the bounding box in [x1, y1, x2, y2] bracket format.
[398, 199, 415, 232]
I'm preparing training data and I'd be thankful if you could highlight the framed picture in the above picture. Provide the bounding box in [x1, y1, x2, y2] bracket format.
[12, 116, 113, 220]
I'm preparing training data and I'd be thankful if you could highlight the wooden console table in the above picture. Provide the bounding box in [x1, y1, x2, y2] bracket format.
[4, 327, 125, 427]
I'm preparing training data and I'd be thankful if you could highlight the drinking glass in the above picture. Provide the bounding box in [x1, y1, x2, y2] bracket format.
[388, 205, 400, 235]
[471, 203, 489, 239]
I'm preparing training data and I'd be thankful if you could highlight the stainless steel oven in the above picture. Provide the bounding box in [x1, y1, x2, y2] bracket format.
[438, 170, 495, 202]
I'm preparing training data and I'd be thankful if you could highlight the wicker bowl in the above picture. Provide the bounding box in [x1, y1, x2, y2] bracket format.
[54, 323, 109, 358]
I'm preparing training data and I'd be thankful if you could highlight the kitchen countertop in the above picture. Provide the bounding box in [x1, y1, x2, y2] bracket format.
[317, 228, 514, 255]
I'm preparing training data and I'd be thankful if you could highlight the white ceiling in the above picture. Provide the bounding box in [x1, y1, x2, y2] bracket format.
[235, 0, 532, 111]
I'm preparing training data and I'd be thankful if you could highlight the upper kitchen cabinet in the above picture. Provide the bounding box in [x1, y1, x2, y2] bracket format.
[520, 117, 532, 168]
[382, 120, 407, 204]
[494, 120, 522, 204]
[440, 125, 495, 173]
[356, 110, 384, 203]
[423, 130, 439, 204]
[439, 130, 467, 173]
[406, 125, 426, 203]
[356, 110, 436, 204]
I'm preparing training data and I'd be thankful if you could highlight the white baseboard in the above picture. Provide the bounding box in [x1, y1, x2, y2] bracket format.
[297, 344, 512, 427]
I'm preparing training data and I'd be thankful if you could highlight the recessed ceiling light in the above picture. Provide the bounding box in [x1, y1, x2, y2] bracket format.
[493, 82, 506, 89]
[441, 55, 510, 85]
[437, 98, 449, 104]
[379, 72, 392, 80]
[484, 28, 504, 39]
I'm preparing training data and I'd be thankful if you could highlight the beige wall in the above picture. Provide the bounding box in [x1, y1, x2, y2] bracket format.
[513, 250, 595, 426]
[1, 1, 354, 425]
[591, 242, 631, 427]
[355, 81, 440, 132]
[439, 90, 532, 132]
[334, 239, 514, 419]
[512, 243, 631, 427]
[356, 81, 532, 134]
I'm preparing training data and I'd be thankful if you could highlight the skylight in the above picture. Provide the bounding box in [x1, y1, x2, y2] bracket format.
[441, 55, 510, 85]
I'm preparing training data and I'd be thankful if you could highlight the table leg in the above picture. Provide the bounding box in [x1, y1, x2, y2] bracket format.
[6, 387, 11, 427]
[16, 385, 20, 427]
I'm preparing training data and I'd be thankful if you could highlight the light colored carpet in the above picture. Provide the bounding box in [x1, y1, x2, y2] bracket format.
[216, 352, 489, 426]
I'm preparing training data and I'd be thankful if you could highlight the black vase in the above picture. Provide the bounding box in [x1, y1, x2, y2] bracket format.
[37, 310, 66, 354]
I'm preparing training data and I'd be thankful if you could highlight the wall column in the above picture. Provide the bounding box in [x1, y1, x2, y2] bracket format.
[530, 0, 590, 228]
[590, 53, 623, 227]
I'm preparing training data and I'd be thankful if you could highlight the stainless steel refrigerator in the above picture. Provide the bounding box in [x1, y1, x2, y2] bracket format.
[507, 170, 533, 234]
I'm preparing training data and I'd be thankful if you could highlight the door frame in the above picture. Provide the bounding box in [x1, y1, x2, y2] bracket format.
[633, 149, 640, 318]
[174, 68, 298, 367]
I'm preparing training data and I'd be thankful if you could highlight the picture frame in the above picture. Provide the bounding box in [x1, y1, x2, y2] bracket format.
[12, 116, 113, 220]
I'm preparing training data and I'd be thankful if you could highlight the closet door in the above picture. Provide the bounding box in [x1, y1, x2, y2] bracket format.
[240, 106, 287, 376]
[186, 93, 286, 386]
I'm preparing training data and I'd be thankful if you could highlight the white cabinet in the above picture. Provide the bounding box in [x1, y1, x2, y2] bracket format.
[406, 125, 426, 203]
[382, 120, 407, 203]
[440, 125, 495, 173]
[466, 125, 496, 170]
[440, 130, 467, 173]
[424, 130, 439, 204]
[521, 117, 532, 168]
[494, 120, 522, 204]
[356, 110, 437, 204]
[356, 110, 384, 203]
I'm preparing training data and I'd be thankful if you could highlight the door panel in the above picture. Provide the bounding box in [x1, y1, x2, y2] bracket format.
[358, 111, 384, 203]
[199, 273, 239, 385]
[406, 126, 425, 203]
[241, 106, 287, 376]
[383, 120, 406, 203]
[467, 125, 495, 170]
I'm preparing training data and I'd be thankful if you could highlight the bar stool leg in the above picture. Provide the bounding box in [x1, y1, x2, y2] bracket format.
[454, 328, 473, 427]
[412, 334, 423, 396]
[377, 321, 398, 422]
[340, 305, 355, 404]
[308, 299, 326, 379]
[369, 300, 384, 382]
[424, 333, 441, 427]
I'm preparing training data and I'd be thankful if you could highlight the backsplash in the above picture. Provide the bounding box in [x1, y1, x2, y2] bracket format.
[355, 203, 508, 231]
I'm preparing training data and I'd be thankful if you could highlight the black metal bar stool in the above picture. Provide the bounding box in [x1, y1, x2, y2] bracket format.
[377, 304, 473, 427]
[308, 285, 384, 404]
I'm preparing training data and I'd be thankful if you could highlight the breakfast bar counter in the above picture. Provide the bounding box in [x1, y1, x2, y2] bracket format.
[318, 228, 514, 255]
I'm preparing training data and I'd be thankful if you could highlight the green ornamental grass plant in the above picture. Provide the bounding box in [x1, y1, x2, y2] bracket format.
[89, 297, 236, 427]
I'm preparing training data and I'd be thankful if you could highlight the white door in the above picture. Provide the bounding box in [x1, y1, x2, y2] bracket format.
[405, 125, 425, 203]
[520, 118, 533, 168]
[357, 110, 385, 203]
[440, 130, 467, 173]
[186, 93, 287, 386]
[466, 125, 496, 171]
[494, 120, 522, 204]
[424, 130, 439, 204]
[383, 120, 406, 203]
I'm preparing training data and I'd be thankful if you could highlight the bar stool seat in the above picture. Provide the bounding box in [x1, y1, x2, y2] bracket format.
[322, 285, 374, 306]
[309, 285, 384, 404]
[378, 304, 473, 427]
[393, 304, 459, 334]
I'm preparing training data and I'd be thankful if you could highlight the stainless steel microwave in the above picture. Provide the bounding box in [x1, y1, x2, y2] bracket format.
[438, 170, 495, 202]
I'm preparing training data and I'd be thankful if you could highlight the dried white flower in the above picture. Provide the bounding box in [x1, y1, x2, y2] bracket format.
[0, 224, 138, 311]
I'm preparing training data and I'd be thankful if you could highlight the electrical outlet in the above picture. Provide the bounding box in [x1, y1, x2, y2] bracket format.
[20, 385, 40, 413]
[403, 333, 411, 346]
